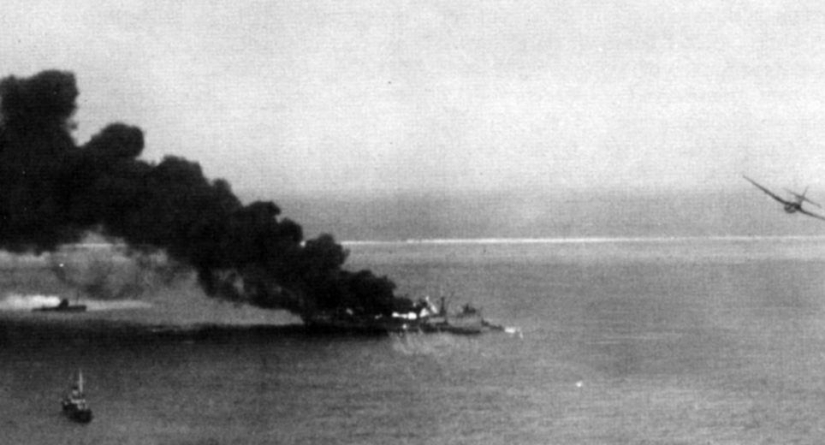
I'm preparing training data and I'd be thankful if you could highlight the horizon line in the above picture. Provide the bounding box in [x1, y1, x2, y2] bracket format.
[341, 235, 825, 246]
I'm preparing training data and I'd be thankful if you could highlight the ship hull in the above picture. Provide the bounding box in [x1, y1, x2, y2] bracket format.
[33, 305, 87, 313]
[62, 400, 93, 423]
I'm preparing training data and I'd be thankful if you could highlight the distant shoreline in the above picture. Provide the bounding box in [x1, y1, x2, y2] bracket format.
[343, 235, 825, 246]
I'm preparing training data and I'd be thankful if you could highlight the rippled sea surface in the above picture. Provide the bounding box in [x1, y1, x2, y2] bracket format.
[4, 237, 825, 444]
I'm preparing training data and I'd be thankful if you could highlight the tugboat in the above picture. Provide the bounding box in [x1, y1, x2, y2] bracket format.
[61, 370, 93, 424]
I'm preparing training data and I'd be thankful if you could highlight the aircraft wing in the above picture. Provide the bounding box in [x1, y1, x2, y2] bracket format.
[797, 207, 825, 222]
[743, 175, 789, 205]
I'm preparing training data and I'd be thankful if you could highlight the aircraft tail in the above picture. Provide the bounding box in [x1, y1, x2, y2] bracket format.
[786, 187, 821, 208]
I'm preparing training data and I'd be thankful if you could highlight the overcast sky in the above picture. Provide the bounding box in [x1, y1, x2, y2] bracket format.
[3, 0, 825, 197]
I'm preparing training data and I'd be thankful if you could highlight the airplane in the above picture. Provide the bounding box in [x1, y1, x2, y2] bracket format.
[743, 175, 825, 222]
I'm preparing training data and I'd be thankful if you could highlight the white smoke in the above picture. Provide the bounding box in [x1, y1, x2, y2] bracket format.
[0, 293, 152, 311]
[0, 294, 62, 311]
[48, 233, 187, 300]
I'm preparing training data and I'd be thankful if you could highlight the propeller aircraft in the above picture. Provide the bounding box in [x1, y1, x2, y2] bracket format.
[743, 175, 825, 222]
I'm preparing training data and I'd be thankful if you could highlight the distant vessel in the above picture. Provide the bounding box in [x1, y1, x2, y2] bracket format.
[33, 298, 87, 313]
[61, 370, 93, 423]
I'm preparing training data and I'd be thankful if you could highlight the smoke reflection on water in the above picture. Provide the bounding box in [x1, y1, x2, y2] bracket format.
[390, 332, 481, 357]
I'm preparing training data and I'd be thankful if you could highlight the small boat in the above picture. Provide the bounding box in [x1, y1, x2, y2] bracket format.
[61, 370, 93, 424]
[34, 298, 87, 313]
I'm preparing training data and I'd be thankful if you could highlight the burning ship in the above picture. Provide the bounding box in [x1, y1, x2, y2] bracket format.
[303, 296, 507, 336]
[0, 70, 513, 339]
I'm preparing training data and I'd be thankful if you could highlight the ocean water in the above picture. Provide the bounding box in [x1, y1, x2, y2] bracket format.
[4, 237, 825, 444]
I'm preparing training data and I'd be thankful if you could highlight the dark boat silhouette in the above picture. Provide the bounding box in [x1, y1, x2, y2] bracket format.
[33, 298, 87, 313]
[61, 370, 92, 424]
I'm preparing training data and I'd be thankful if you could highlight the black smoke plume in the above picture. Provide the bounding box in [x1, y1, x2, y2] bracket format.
[0, 70, 413, 319]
